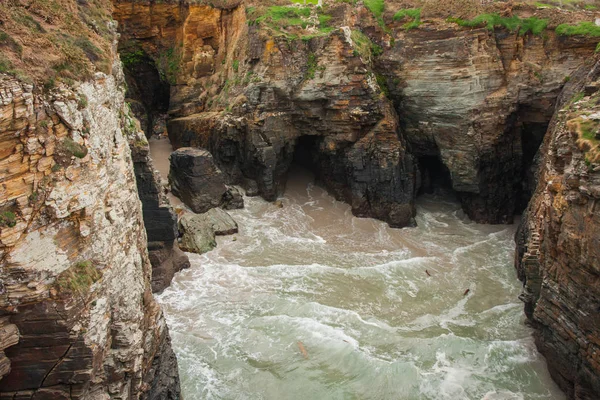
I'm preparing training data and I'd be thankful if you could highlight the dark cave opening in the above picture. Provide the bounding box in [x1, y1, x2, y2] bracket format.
[292, 135, 320, 173]
[122, 54, 171, 138]
[417, 155, 454, 196]
[517, 121, 549, 213]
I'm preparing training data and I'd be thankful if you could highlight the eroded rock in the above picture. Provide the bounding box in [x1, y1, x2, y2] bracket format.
[178, 208, 238, 254]
[169, 147, 244, 213]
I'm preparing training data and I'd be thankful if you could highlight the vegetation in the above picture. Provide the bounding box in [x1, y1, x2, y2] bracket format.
[375, 73, 390, 96]
[121, 47, 146, 68]
[448, 13, 548, 35]
[0, 211, 17, 228]
[157, 46, 181, 85]
[393, 8, 422, 30]
[62, 137, 88, 159]
[555, 22, 600, 37]
[55, 260, 102, 295]
[364, 0, 385, 19]
[0, 0, 113, 87]
[306, 52, 318, 79]
[350, 29, 381, 63]
[247, 4, 333, 41]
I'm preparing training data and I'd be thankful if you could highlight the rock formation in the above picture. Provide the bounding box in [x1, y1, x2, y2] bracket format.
[113, 0, 598, 228]
[515, 58, 600, 399]
[112, 1, 600, 398]
[169, 147, 243, 213]
[128, 125, 190, 293]
[178, 208, 238, 254]
[0, 0, 181, 397]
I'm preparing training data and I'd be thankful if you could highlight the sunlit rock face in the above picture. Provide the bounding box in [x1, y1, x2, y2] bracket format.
[0, 68, 180, 399]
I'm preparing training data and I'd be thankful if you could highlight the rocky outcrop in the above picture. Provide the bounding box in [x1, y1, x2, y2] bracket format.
[169, 147, 243, 213]
[382, 23, 598, 223]
[0, 69, 180, 398]
[113, 0, 598, 227]
[178, 208, 238, 254]
[113, 1, 418, 228]
[515, 59, 600, 399]
[128, 123, 190, 293]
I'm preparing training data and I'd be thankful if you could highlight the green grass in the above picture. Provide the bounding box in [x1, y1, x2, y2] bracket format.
[55, 260, 102, 295]
[249, 6, 311, 27]
[291, 0, 319, 4]
[0, 211, 16, 228]
[364, 0, 385, 18]
[393, 8, 421, 30]
[350, 29, 383, 62]
[248, 4, 332, 41]
[556, 22, 600, 37]
[62, 137, 88, 159]
[448, 14, 548, 35]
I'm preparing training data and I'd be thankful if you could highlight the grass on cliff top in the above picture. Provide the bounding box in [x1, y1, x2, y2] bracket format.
[556, 21, 600, 37]
[448, 13, 549, 35]
[0, 0, 113, 88]
[247, 4, 333, 40]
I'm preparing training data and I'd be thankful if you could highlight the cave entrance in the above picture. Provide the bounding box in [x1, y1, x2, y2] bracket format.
[517, 121, 549, 212]
[121, 52, 171, 138]
[417, 155, 454, 196]
[292, 135, 320, 172]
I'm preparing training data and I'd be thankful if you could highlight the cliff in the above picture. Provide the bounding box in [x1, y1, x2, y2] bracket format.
[113, 0, 598, 227]
[515, 58, 600, 399]
[0, 0, 180, 398]
[112, 0, 600, 398]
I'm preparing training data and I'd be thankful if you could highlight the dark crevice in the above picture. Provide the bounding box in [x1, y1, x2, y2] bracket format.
[292, 135, 320, 173]
[122, 54, 170, 137]
[417, 155, 454, 196]
[517, 121, 549, 213]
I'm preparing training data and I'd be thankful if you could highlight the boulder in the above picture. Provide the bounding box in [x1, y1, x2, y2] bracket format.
[178, 208, 238, 254]
[169, 147, 244, 213]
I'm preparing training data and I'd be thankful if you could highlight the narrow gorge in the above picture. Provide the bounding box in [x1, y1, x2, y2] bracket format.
[0, 0, 599, 399]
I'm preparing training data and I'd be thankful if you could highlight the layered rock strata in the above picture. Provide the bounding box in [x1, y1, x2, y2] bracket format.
[128, 125, 190, 293]
[114, 1, 418, 227]
[113, 0, 598, 227]
[515, 58, 600, 399]
[0, 68, 180, 398]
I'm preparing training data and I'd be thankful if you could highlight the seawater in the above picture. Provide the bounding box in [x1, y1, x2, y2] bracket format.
[155, 158, 563, 400]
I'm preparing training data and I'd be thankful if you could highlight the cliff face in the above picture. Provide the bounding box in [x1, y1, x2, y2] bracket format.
[515, 59, 600, 399]
[0, 0, 181, 397]
[0, 68, 180, 399]
[114, 1, 418, 227]
[128, 126, 190, 293]
[113, 0, 597, 228]
[382, 24, 597, 223]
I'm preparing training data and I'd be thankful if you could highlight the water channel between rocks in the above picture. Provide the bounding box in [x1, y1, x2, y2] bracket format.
[150, 137, 564, 400]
